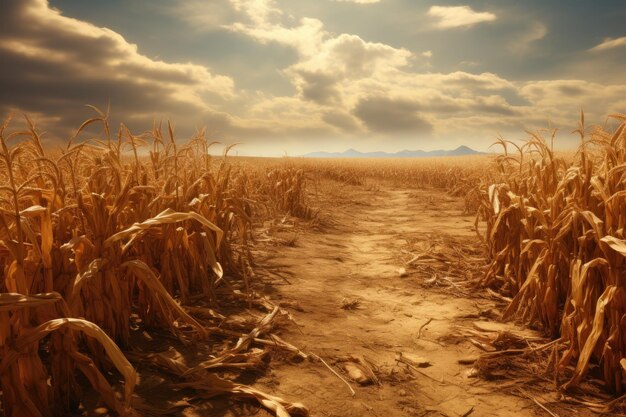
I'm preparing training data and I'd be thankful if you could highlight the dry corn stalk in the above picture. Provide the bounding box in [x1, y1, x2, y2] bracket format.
[0, 111, 312, 415]
[476, 113, 626, 393]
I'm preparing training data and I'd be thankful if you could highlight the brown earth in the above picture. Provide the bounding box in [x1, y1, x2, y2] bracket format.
[244, 178, 597, 417]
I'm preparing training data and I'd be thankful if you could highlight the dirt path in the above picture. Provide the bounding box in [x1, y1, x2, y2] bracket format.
[251, 179, 561, 417]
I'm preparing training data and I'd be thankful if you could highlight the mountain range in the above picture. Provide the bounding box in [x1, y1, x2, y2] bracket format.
[302, 145, 483, 158]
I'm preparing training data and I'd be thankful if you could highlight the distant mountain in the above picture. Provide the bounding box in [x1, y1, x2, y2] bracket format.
[302, 145, 483, 158]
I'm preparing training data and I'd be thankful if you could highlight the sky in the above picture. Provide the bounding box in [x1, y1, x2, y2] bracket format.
[1, 0, 625, 156]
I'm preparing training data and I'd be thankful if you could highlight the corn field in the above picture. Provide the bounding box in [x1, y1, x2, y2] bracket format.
[2, 109, 626, 416]
[290, 114, 626, 396]
[0, 112, 312, 417]
[294, 157, 489, 213]
[476, 113, 626, 394]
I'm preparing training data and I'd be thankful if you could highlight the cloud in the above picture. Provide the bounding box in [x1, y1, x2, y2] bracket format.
[459, 60, 479, 68]
[285, 33, 413, 102]
[292, 70, 342, 105]
[321, 111, 362, 132]
[509, 22, 547, 53]
[170, 1, 239, 27]
[0, 0, 236, 142]
[354, 96, 432, 133]
[589, 37, 626, 52]
[228, 15, 325, 56]
[201, 0, 625, 143]
[427, 5, 496, 29]
[3, 0, 626, 155]
[519, 80, 626, 114]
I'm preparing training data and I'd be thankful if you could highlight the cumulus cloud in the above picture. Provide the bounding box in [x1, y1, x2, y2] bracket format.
[284, 34, 413, 108]
[196, 0, 625, 143]
[226, 0, 427, 135]
[322, 111, 362, 132]
[231, 17, 325, 56]
[427, 5, 496, 29]
[589, 37, 626, 52]
[519, 80, 626, 121]
[354, 97, 432, 133]
[226, 2, 484, 129]
[0, 0, 237, 141]
[3, 0, 626, 154]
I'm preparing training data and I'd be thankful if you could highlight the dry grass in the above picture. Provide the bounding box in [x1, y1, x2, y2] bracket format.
[476, 113, 626, 395]
[0, 111, 312, 416]
[292, 113, 626, 400]
[2, 107, 625, 415]
[293, 156, 492, 214]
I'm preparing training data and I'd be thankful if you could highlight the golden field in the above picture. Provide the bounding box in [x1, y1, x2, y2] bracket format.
[1, 112, 626, 416]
